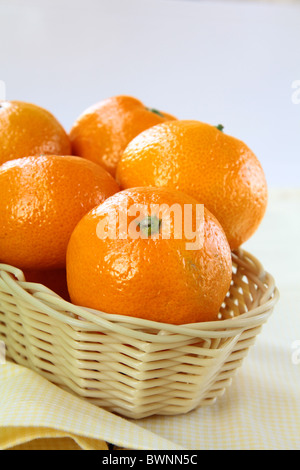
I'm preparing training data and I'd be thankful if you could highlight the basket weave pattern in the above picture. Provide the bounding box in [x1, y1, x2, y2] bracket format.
[0, 249, 278, 419]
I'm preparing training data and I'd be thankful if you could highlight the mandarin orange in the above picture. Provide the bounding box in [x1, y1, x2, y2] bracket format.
[0, 100, 71, 165]
[66, 187, 232, 325]
[69, 95, 176, 177]
[0, 155, 120, 270]
[116, 120, 268, 250]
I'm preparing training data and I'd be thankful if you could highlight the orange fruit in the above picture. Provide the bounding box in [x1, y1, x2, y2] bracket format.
[0, 155, 120, 270]
[116, 120, 268, 250]
[66, 187, 232, 325]
[0, 101, 71, 165]
[69, 95, 177, 177]
[23, 268, 70, 302]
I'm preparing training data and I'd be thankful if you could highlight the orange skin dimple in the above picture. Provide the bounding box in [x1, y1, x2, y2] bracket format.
[0, 100, 71, 165]
[0, 155, 120, 270]
[116, 120, 268, 250]
[69, 95, 177, 177]
[67, 187, 232, 325]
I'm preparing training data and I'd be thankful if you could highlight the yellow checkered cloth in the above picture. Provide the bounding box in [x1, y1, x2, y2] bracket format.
[0, 362, 184, 450]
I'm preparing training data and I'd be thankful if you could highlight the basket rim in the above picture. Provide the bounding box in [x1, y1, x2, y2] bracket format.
[0, 249, 279, 341]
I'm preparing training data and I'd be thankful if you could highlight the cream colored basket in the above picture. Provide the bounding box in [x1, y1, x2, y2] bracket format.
[0, 249, 279, 419]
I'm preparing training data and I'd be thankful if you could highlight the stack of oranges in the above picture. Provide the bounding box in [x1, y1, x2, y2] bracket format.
[0, 95, 268, 325]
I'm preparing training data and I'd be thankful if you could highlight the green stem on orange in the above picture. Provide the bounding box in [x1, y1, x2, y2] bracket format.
[137, 215, 162, 237]
[146, 107, 164, 118]
[215, 124, 224, 132]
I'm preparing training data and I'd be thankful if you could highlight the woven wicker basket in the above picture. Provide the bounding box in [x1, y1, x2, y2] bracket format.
[0, 249, 279, 419]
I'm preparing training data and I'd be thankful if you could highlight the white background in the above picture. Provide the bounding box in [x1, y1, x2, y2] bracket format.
[0, 0, 300, 187]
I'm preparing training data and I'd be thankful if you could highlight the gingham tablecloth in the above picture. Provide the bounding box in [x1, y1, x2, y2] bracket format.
[0, 362, 184, 450]
[1, 188, 299, 450]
